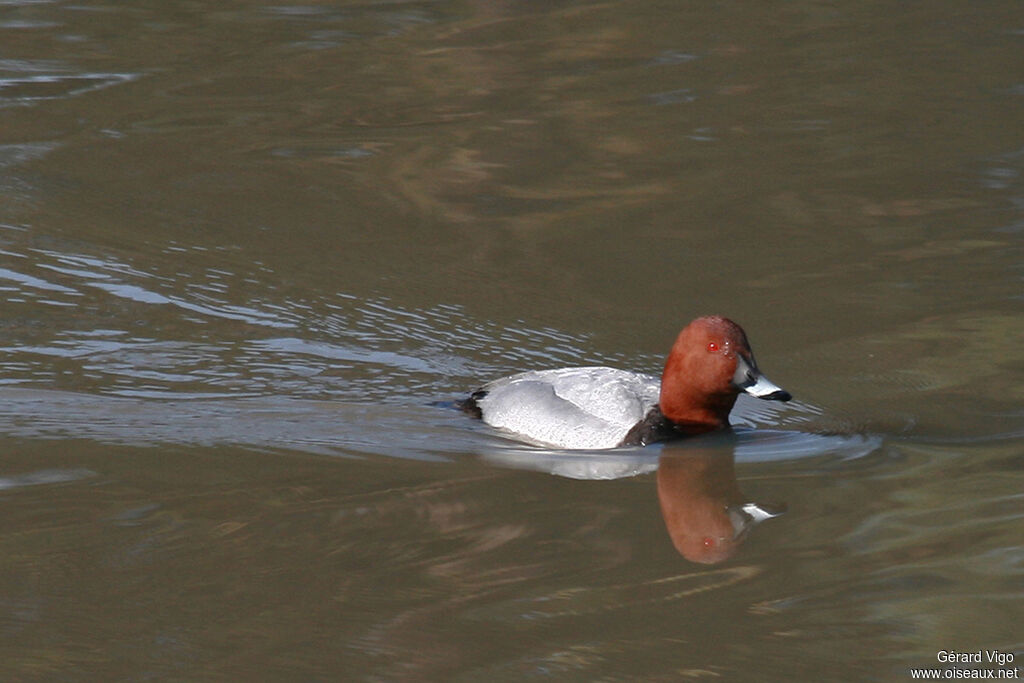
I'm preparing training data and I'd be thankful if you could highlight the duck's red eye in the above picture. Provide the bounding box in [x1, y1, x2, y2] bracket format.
[702, 536, 715, 548]
[707, 342, 718, 353]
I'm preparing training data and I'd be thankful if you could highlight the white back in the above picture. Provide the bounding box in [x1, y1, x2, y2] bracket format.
[475, 367, 660, 449]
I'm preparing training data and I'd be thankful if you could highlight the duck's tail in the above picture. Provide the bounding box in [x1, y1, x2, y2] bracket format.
[454, 390, 487, 419]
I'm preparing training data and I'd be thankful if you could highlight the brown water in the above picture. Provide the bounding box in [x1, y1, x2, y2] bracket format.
[0, 0, 1022, 680]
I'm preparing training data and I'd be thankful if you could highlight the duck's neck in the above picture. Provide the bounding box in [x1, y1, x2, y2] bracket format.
[658, 388, 738, 435]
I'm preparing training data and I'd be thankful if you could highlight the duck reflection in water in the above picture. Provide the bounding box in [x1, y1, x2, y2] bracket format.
[483, 441, 787, 564]
[657, 446, 785, 564]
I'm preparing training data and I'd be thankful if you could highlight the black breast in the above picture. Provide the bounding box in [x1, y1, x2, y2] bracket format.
[619, 406, 685, 447]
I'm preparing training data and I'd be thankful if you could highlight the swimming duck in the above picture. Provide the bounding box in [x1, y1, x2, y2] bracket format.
[460, 316, 791, 449]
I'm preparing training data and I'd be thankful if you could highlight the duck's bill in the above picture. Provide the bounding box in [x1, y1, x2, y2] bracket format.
[742, 374, 792, 401]
[733, 355, 792, 402]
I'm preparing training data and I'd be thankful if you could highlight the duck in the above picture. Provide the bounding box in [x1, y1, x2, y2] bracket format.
[460, 316, 791, 449]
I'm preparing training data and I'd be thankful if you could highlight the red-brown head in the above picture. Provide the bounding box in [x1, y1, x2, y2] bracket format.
[659, 316, 790, 433]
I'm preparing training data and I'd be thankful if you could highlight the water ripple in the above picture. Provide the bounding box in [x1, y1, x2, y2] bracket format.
[0, 266, 79, 294]
[0, 229, 632, 402]
[0, 72, 137, 106]
[0, 468, 96, 491]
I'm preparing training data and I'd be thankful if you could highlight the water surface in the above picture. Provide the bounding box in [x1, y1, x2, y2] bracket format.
[0, 0, 1022, 679]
